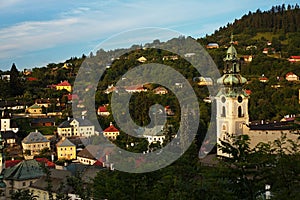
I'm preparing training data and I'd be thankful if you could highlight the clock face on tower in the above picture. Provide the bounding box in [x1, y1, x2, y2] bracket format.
[238, 96, 243, 103]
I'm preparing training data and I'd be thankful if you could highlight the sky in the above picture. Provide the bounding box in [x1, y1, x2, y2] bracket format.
[0, 0, 298, 71]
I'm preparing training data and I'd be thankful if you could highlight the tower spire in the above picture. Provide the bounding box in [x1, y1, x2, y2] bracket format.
[230, 33, 234, 44]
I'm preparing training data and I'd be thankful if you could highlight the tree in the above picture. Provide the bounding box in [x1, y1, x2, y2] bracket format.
[11, 189, 38, 200]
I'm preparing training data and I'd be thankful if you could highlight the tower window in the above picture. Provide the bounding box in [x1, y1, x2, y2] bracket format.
[221, 106, 226, 117]
[238, 106, 243, 117]
[238, 96, 243, 103]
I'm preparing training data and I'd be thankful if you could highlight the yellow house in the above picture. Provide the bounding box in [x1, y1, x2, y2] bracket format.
[26, 104, 42, 114]
[56, 138, 76, 160]
[55, 80, 72, 92]
[103, 122, 120, 140]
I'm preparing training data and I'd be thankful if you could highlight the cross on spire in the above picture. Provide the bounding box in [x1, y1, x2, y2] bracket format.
[230, 33, 234, 44]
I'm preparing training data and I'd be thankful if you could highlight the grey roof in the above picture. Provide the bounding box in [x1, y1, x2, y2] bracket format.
[249, 121, 296, 131]
[3, 159, 44, 180]
[77, 144, 115, 160]
[1, 131, 17, 140]
[22, 131, 49, 144]
[56, 138, 75, 147]
[58, 118, 93, 128]
[141, 125, 165, 136]
[30, 169, 72, 193]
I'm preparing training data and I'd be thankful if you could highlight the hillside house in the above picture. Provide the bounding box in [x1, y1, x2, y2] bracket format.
[22, 131, 50, 155]
[288, 56, 300, 62]
[103, 122, 119, 140]
[285, 72, 299, 81]
[56, 138, 76, 160]
[57, 117, 95, 137]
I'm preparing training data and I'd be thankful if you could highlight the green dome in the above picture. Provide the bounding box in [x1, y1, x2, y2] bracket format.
[224, 45, 238, 61]
[217, 74, 247, 86]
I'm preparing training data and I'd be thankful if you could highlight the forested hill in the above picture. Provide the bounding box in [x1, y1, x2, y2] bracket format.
[219, 4, 300, 35]
[198, 3, 300, 56]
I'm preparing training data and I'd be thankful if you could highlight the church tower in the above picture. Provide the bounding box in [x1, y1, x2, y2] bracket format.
[215, 35, 249, 156]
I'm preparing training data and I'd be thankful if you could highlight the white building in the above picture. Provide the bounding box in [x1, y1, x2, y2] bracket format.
[57, 117, 95, 137]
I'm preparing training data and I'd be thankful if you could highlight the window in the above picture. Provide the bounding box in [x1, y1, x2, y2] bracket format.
[221, 106, 226, 117]
[222, 124, 227, 131]
[23, 182, 26, 186]
[238, 106, 243, 117]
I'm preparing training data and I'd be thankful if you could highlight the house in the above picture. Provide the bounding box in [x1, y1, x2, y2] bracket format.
[30, 118, 56, 127]
[285, 72, 299, 81]
[34, 98, 53, 108]
[29, 169, 72, 200]
[27, 77, 38, 81]
[103, 122, 120, 140]
[164, 106, 174, 116]
[26, 104, 42, 114]
[206, 43, 219, 49]
[196, 77, 213, 86]
[137, 56, 147, 63]
[124, 85, 147, 93]
[56, 138, 76, 160]
[3, 159, 45, 198]
[259, 75, 269, 83]
[0, 112, 18, 133]
[162, 55, 178, 61]
[97, 105, 110, 116]
[153, 86, 168, 95]
[142, 125, 165, 145]
[184, 53, 195, 57]
[288, 56, 300, 62]
[22, 130, 50, 155]
[1, 132, 17, 147]
[243, 55, 253, 62]
[55, 80, 72, 92]
[262, 48, 275, 54]
[57, 117, 95, 137]
[77, 144, 114, 166]
[104, 84, 117, 94]
[1, 75, 10, 81]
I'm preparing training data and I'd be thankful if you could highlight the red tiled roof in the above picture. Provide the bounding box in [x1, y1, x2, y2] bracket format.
[245, 90, 252, 95]
[103, 124, 119, 132]
[290, 56, 300, 59]
[98, 106, 108, 112]
[5, 160, 22, 168]
[35, 158, 55, 168]
[93, 160, 103, 166]
[56, 81, 71, 86]
[27, 77, 38, 81]
[286, 72, 297, 77]
[5, 158, 55, 168]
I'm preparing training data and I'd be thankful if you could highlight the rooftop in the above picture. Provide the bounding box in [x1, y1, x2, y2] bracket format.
[22, 131, 49, 144]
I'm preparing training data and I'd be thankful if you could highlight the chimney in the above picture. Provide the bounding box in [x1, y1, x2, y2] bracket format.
[110, 122, 113, 126]
[82, 115, 85, 120]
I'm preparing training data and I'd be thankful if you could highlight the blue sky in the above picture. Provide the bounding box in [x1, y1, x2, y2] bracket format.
[0, 0, 298, 71]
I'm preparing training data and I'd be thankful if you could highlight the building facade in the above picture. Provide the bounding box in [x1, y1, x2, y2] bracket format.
[57, 117, 95, 137]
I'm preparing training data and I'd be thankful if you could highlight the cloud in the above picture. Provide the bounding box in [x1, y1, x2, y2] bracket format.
[0, 0, 291, 68]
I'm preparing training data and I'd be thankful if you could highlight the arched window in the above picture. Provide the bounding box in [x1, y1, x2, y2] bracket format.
[238, 106, 243, 117]
[221, 106, 226, 117]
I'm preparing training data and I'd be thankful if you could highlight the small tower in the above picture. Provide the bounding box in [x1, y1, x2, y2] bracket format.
[0, 111, 10, 132]
[215, 35, 249, 156]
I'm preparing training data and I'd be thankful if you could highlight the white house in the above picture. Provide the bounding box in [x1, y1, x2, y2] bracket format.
[57, 117, 95, 137]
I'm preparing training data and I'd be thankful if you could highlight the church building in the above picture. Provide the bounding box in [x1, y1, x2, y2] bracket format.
[215, 35, 299, 157]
